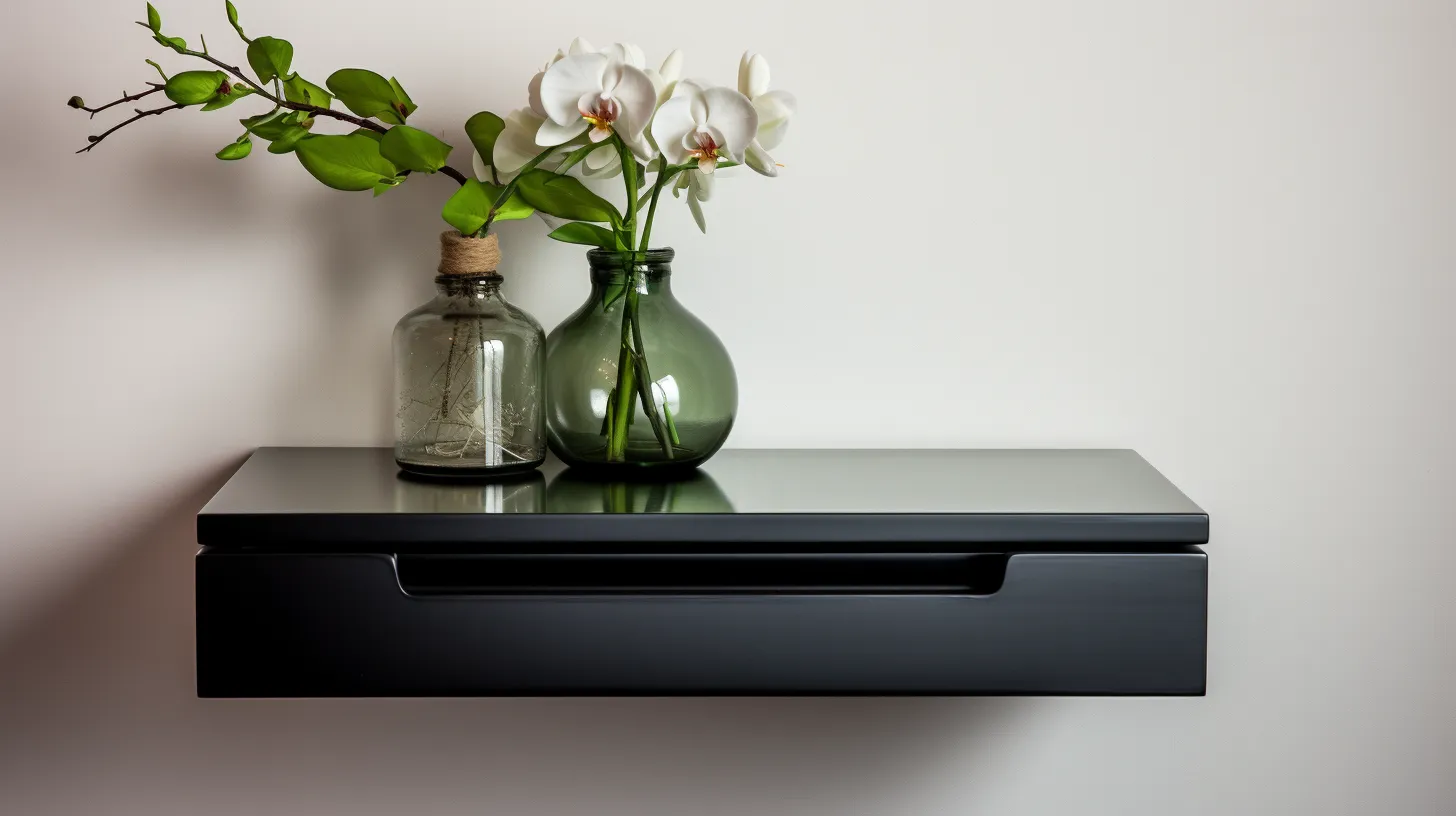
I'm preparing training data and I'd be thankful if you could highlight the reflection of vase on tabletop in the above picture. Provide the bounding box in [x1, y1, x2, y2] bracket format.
[394, 469, 546, 514]
[547, 468, 735, 514]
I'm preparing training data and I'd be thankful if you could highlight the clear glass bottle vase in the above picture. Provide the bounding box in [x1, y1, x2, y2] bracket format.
[393, 233, 547, 476]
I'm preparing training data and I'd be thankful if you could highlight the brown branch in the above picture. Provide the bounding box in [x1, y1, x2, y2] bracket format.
[78, 83, 167, 119]
[178, 49, 388, 133]
[440, 165, 468, 185]
[76, 102, 186, 153]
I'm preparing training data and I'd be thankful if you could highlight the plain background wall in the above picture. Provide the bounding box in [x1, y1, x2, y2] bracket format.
[2, 0, 1453, 813]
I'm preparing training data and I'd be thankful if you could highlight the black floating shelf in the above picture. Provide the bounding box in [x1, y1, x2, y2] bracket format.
[196, 448, 1208, 697]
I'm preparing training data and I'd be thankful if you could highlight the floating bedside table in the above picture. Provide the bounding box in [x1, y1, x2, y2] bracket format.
[196, 448, 1208, 697]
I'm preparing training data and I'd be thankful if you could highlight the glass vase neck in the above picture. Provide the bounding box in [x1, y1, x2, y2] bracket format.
[587, 248, 673, 292]
[435, 274, 503, 298]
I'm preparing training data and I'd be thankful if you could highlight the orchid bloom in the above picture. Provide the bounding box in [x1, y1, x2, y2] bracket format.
[535, 52, 658, 162]
[651, 82, 757, 233]
[650, 82, 758, 174]
[738, 51, 796, 177]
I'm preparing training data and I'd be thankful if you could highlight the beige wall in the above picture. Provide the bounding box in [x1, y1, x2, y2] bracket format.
[3, 0, 1454, 813]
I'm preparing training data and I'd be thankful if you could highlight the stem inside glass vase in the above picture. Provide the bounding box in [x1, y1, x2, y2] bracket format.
[605, 260, 673, 461]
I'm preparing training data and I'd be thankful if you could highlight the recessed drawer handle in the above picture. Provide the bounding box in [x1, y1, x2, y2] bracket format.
[395, 553, 1010, 596]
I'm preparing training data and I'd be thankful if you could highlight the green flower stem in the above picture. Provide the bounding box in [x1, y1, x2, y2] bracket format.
[638, 155, 671, 253]
[607, 281, 639, 460]
[477, 144, 567, 236]
[606, 135, 643, 460]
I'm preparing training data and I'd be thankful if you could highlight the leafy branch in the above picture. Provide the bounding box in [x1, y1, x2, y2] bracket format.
[72, 3, 468, 187]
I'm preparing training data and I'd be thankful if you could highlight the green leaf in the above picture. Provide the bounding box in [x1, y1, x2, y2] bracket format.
[200, 84, 254, 111]
[164, 70, 227, 104]
[388, 77, 417, 118]
[153, 33, 187, 53]
[350, 127, 384, 142]
[246, 36, 293, 83]
[441, 180, 534, 235]
[294, 132, 399, 192]
[485, 182, 535, 222]
[265, 125, 311, 154]
[245, 112, 302, 140]
[216, 135, 252, 161]
[326, 69, 409, 123]
[379, 125, 452, 173]
[240, 111, 278, 129]
[225, 0, 248, 40]
[548, 222, 617, 249]
[464, 111, 504, 164]
[515, 170, 620, 223]
[601, 281, 627, 311]
[146, 3, 161, 32]
[282, 73, 331, 108]
[373, 177, 403, 197]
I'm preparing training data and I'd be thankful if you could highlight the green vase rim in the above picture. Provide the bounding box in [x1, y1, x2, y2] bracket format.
[586, 247, 675, 269]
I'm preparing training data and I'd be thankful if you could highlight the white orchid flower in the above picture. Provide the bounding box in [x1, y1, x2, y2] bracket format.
[650, 83, 758, 174]
[651, 82, 756, 234]
[737, 51, 796, 177]
[535, 52, 658, 162]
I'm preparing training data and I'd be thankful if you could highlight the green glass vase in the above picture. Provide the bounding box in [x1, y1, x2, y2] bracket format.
[545, 248, 737, 472]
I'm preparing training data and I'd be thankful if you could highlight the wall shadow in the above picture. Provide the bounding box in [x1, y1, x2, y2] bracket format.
[0, 465, 1025, 815]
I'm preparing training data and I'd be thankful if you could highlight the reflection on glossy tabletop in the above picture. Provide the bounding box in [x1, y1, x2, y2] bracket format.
[203, 447, 1203, 516]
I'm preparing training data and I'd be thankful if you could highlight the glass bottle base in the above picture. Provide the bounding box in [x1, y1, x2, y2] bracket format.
[395, 457, 545, 479]
[547, 436, 718, 474]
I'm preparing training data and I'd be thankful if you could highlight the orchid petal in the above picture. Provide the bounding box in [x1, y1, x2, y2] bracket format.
[672, 78, 708, 99]
[687, 190, 707, 233]
[602, 42, 645, 68]
[701, 87, 758, 161]
[625, 131, 657, 162]
[650, 96, 697, 164]
[756, 116, 791, 150]
[742, 53, 770, 99]
[584, 144, 616, 171]
[538, 53, 609, 125]
[745, 141, 778, 177]
[606, 63, 658, 139]
[581, 156, 622, 179]
[496, 109, 552, 173]
[536, 117, 589, 147]
[568, 37, 595, 56]
[690, 170, 714, 201]
[754, 89, 797, 121]
[659, 50, 683, 83]
[527, 71, 548, 118]
[472, 149, 491, 182]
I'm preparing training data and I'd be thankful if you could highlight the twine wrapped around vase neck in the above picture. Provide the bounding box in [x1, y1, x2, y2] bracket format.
[437, 231, 501, 276]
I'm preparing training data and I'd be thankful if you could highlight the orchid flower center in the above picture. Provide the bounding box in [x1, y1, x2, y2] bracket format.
[687, 131, 722, 173]
[579, 96, 621, 141]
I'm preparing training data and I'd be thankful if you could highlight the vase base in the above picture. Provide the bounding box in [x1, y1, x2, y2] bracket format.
[395, 457, 545, 480]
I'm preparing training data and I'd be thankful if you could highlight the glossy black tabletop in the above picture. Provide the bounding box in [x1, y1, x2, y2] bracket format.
[196, 448, 1207, 550]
